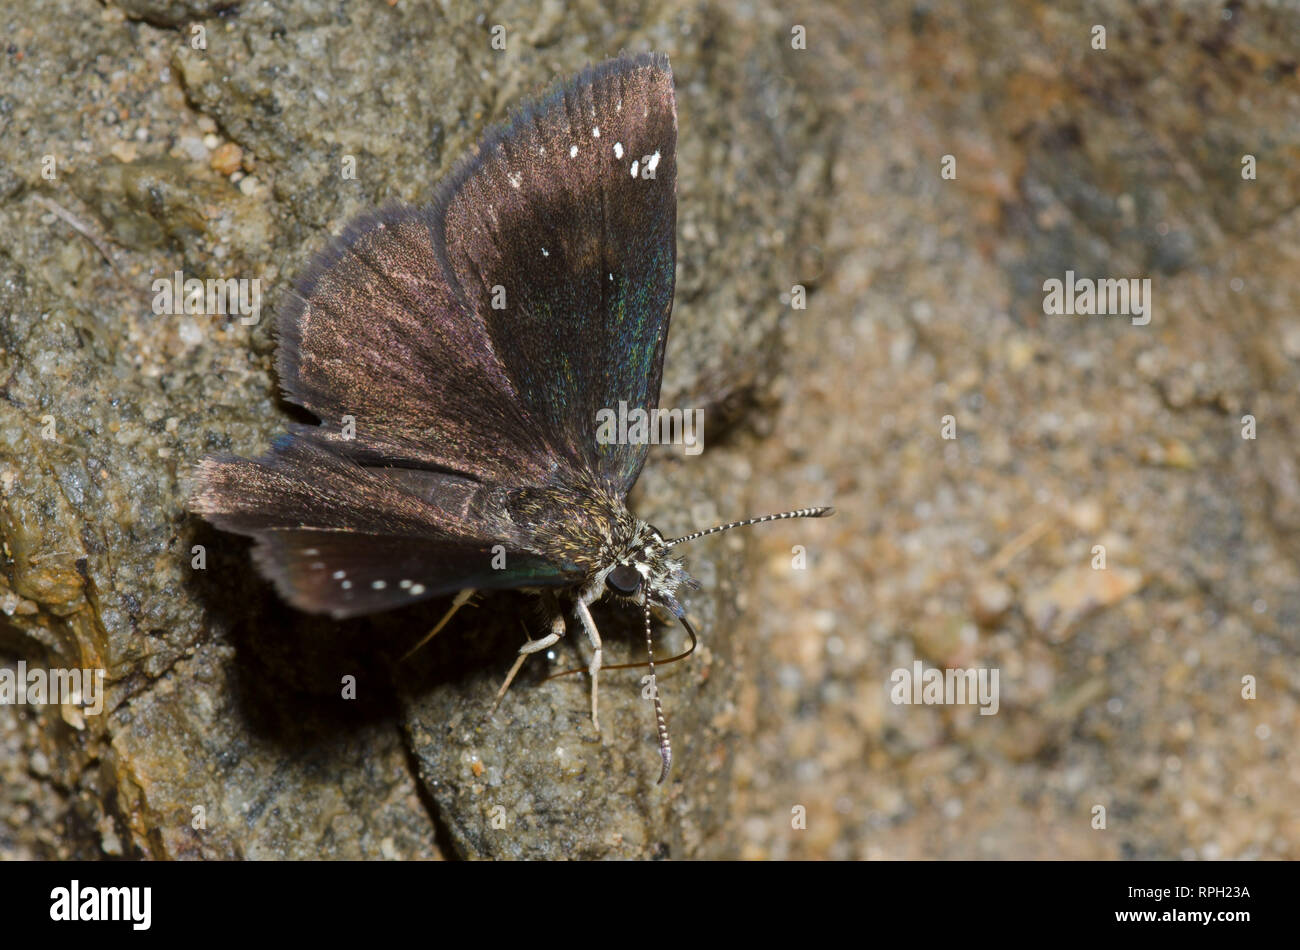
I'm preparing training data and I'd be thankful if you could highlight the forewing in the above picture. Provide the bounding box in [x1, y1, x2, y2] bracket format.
[276, 206, 561, 485]
[436, 52, 678, 493]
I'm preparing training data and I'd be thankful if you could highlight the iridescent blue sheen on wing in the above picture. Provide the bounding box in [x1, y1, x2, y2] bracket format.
[437, 51, 677, 494]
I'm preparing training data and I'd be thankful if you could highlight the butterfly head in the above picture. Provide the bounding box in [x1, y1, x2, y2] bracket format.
[597, 521, 694, 614]
[596, 506, 837, 620]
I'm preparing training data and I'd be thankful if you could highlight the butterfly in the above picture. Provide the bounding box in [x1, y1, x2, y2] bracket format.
[191, 52, 832, 783]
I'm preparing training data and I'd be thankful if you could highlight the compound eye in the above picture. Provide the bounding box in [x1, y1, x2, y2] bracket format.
[606, 564, 643, 595]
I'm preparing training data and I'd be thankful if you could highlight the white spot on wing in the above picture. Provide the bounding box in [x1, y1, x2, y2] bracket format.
[647, 150, 661, 172]
[630, 160, 639, 178]
[541, 247, 549, 257]
[592, 126, 600, 138]
[508, 172, 522, 189]
[410, 584, 426, 596]
[372, 580, 387, 590]
[613, 142, 623, 159]
[569, 144, 578, 158]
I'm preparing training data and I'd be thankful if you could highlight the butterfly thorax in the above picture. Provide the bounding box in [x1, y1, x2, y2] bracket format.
[504, 474, 691, 605]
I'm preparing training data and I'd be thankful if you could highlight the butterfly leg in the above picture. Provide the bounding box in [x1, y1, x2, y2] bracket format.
[490, 595, 566, 712]
[573, 595, 603, 734]
[400, 588, 476, 661]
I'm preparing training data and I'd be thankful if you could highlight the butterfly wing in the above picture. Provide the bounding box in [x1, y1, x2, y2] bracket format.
[435, 52, 678, 493]
[192, 438, 582, 618]
[275, 53, 677, 496]
[275, 205, 563, 486]
[195, 54, 677, 616]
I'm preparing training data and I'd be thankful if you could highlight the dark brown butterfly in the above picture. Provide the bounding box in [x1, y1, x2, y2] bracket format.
[191, 52, 832, 783]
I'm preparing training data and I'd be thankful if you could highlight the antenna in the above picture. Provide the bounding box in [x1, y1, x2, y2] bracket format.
[645, 601, 672, 784]
[666, 506, 834, 546]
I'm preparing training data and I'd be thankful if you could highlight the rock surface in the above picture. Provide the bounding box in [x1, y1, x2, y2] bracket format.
[734, 0, 1300, 860]
[3, 0, 1297, 861]
[0, 0, 833, 858]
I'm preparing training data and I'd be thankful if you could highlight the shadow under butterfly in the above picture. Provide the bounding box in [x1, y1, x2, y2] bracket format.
[191, 52, 832, 784]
